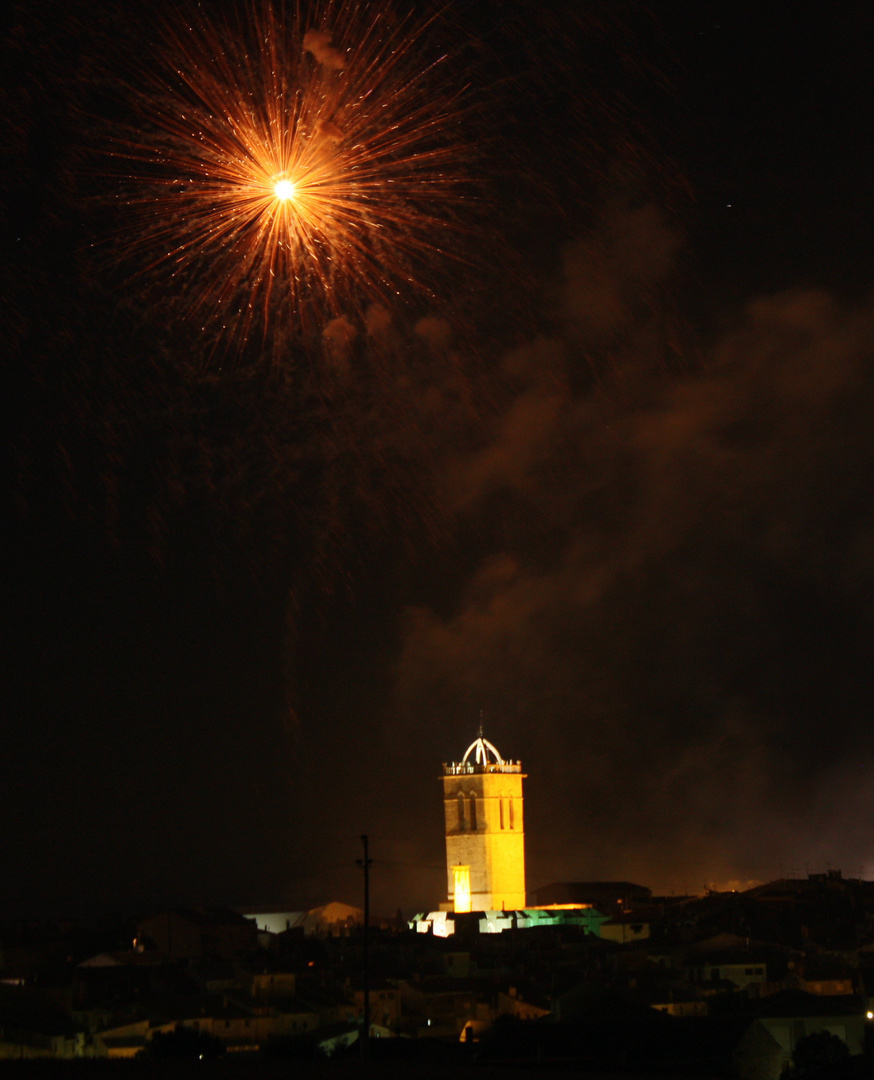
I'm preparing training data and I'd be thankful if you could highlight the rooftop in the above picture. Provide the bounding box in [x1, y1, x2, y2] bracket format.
[443, 730, 522, 775]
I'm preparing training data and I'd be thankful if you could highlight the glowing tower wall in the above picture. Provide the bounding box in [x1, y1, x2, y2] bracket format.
[441, 734, 526, 912]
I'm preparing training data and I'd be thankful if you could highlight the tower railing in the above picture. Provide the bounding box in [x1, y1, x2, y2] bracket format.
[443, 761, 522, 775]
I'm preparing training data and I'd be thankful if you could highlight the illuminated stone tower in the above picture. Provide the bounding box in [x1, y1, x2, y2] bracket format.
[441, 730, 526, 912]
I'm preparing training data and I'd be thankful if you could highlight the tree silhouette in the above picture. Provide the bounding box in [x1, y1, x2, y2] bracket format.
[790, 1030, 850, 1077]
[146, 1024, 225, 1058]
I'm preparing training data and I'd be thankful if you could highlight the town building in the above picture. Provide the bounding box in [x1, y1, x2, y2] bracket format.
[441, 730, 526, 912]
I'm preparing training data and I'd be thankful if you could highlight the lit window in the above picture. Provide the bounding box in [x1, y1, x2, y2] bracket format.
[453, 865, 471, 913]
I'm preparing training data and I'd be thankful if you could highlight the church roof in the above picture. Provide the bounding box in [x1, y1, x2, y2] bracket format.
[462, 732, 504, 766]
[443, 728, 523, 775]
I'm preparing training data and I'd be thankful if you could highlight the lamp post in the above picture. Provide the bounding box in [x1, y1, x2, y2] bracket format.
[357, 834, 372, 1060]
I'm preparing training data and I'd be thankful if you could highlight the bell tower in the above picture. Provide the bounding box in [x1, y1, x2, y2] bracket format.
[441, 729, 526, 912]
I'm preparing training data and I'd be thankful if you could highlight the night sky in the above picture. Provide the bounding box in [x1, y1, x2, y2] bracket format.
[5, 1, 874, 920]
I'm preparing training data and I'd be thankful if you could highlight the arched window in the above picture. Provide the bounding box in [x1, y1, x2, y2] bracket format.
[457, 793, 466, 830]
[509, 797, 515, 830]
[469, 793, 477, 831]
[499, 797, 505, 830]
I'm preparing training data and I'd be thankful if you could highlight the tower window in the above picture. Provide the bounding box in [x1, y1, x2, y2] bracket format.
[509, 797, 514, 830]
[457, 793, 466, 830]
[499, 798, 505, 830]
[453, 865, 471, 913]
[469, 793, 477, 831]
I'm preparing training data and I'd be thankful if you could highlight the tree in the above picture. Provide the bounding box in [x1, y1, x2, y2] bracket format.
[791, 1030, 850, 1077]
[145, 1024, 225, 1058]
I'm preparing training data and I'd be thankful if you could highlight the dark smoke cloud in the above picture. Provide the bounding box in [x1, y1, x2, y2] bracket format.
[393, 205, 874, 896]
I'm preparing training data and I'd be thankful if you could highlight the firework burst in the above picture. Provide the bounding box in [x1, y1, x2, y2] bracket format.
[108, 0, 475, 353]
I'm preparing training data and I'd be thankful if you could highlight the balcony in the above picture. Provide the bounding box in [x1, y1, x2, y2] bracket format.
[442, 761, 522, 775]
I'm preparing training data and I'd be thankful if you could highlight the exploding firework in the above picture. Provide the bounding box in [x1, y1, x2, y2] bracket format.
[108, 0, 475, 353]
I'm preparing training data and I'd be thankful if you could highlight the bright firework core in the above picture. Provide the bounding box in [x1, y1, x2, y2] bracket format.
[274, 179, 296, 202]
